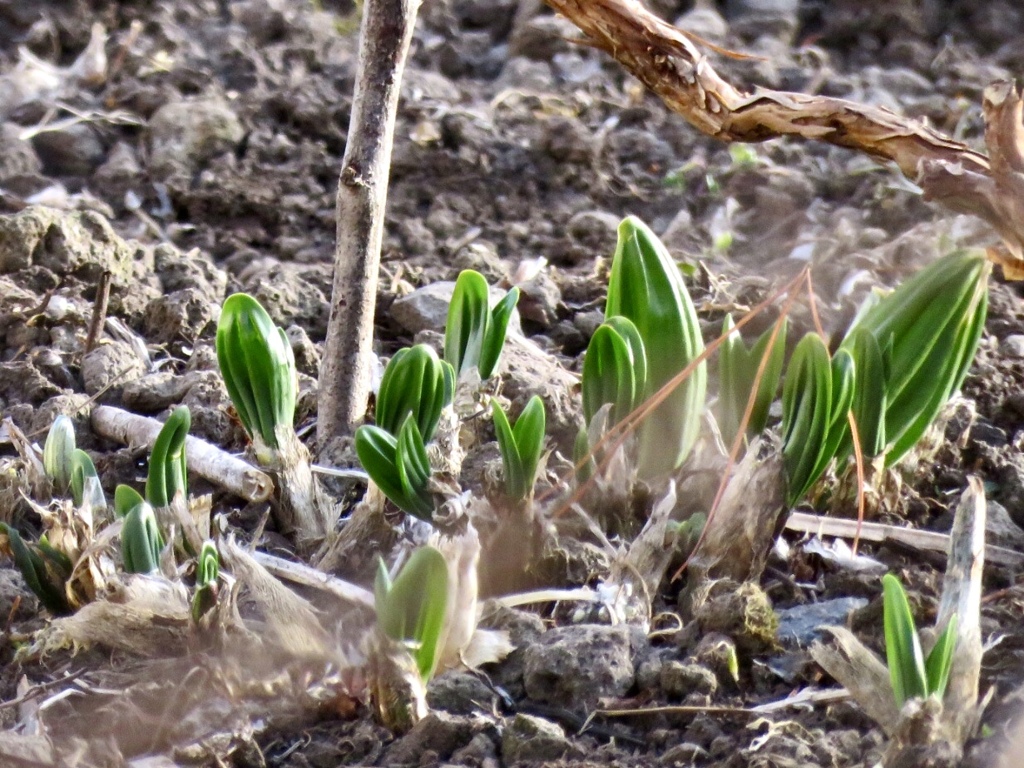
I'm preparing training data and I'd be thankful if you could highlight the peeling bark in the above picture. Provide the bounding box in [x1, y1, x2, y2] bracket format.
[543, 0, 1024, 274]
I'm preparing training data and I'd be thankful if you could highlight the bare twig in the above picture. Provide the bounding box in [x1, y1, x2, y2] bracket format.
[785, 510, 1024, 569]
[91, 405, 273, 503]
[84, 270, 111, 354]
[318, 0, 422, 449]
[542, 0, 1024, 273]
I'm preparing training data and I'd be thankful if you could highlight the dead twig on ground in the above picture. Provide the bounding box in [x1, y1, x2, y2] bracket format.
[91, 405, 274, 503]
[542, 0, 1024, 275]
[318, 0, 422, 450]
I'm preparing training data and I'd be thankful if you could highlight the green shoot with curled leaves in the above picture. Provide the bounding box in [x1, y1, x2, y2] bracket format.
[43, 415, 75, 495]
[491, 396, 546, 503]
[121, 500, 164, 575]
[605, 216, 706, 479]
[882, 573, 957, 706]
[70, 449, 104, 510]
[375, 546, 449, 682]
[375, 345, 454, 442]
[781, 334, 854, 507]
[0, 523, 72, 615]
[717, 315, 787, 447]
[356, 415, 434, 521]
[192, 540, 220, 622]
[445, 269, 519, 381]
[839, 250, 989, 466]
[216, 293, 297, 453]
[582, 316, 647, 427]
[146, 405, 190, 508]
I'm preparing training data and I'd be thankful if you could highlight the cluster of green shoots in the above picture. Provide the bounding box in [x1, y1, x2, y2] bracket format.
[882, 573, 957, 706]
[2, 408, 220, 622]
[575, 217, 989, 511]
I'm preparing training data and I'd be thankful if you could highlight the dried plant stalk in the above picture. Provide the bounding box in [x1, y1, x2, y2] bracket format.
[543, 0, 1024, 273]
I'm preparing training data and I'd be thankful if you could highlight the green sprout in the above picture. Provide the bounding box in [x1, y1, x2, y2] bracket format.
[882, 573, 958, 706]
[70, 449, 105, 510]
[375, 345, 454, 442]
[839, 250, 989, 466]
[216, 293, 297, 453]
[121, 501, 164, 575]
[146, 406, 190, 508]
[717, 315, 787, 447]
[491, 396, 546, 503]
[581, 316, 648, 427]
[192, 540, 220, 622]
[356, 414, 434, 521]
[605, 216, 706, 479]
[375, 546, 449, 682]
[444, 269, 520, 381]
[114, 484, 145, 518]
[0, 523, 72, 615]
[781, 334, 854, 506]
[43, 415, 76, 495]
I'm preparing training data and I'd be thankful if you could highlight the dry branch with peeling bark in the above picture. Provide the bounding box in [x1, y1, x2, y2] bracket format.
[543, 0, 1024, 274]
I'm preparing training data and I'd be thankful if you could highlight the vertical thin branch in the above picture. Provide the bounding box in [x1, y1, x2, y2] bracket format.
[318, 0, 421, 450]
[85, 270, 112, 354]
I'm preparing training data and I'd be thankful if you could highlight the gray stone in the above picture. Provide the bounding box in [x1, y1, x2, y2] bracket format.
[0, 207, 135, 284]
[154, 244, 227, 305]
[675, 7, 729, 42]
[567, 210, 621, 252]
[29, 394, 94, 450]
[81, 341, 147, 402]
[390, 280, 522, 336]
[149, 97, 245, 180]
[122, 371, 209, 413]
[0, 122, 41, 180]
[661, 661, 718, 699]
[509, 16, 578, 61]
[501, 713, 569, 763]
[775, 597, 868, 648]
[427, 671, 496, 715]
[1002, 334, 1024, 359]
[383, 712, 477, 765]
[986, 500, 1024, 550]
[31, 123, 106, 177]
[143, 288, 221, 345]
[522, 624, 634, 710]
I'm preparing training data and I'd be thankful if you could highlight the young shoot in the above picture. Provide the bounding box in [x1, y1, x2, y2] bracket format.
[356, 414, 435, 522]
[882, 573, 958, 706]
[375, 344, 454, 441]
[70, 449, 105, 510]
[491, 396, 546, 503]
[717, 315, 787, 447]
[192, 540, 220, 622]
[605, 216, 706, 479]
[43, 415, 76, 495]
[375, 546, 449, 682]
[121, 501, 164, 575]
[146, 405, 190, 508]
[216, 293, 332, 545]
[581, 316, 647, 428]
[444, 269, 519, 381]
[0, 523, 73, 615]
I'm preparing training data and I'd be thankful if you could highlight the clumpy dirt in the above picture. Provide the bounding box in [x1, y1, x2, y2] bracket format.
[2, 0, 1024, 766]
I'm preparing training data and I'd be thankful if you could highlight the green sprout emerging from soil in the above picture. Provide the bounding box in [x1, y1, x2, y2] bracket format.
[445, 269, 520, 382]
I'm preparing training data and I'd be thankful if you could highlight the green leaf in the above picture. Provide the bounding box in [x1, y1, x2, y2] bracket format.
[480, 287, 520, 379]
[192, 540, 220, 622]
[216, 293, 297, 449]
[882, 573, 928, 706]
[0, 523, 71, 615]
[356, 424, 434, 521]
[781, 334, 835, 506]
[582, 323, 636, 426]
[375, 546, 450, 681]
[43, 415, 76, 494]
[605, 217, 706, 478]
[717, 315, 787, 445]
[924, 613, 958, 700]
[573, 428, 595, 485]
[376, 345, 453, 443]
[445, 270, 491, 379]
[842, 251, 989, 466]
[114, 484, 145, 518]
[845, 328, 887, 459]
[70, 449, 103, 509]
[146, 406, 190, 508]
[492, 396, 546, 501]
[121, 501, 164, 575]
[395, 416, 434, 522]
